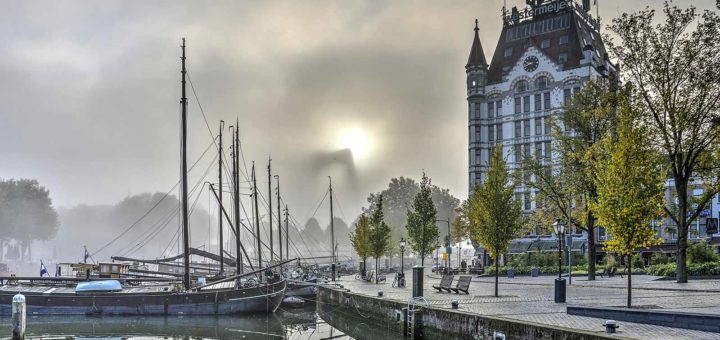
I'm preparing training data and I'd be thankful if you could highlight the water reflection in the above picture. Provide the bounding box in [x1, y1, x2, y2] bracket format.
[0, 305, 352, 340]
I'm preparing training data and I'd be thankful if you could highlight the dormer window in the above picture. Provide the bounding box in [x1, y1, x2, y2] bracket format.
[472, 80, 477, 86]
[504, 48, 513, 58]
[559, 53, 568, 63]
[559, 35, 569, 45]
[515, 80, 528, 92]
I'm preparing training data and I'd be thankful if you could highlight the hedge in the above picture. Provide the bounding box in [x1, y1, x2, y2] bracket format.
[646, 262, 720, 277]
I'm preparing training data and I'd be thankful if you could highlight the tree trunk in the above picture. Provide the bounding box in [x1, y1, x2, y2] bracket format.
[421, 251, 425, 266]
[494, 256, 499, 297]
[375, 257, 379, 284]
[587, 211, 596, 280]
[627, 254, 632, 308]
[676, 177, 689, 283]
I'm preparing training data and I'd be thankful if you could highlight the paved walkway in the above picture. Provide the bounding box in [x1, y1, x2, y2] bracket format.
[334, 270, 720, 339]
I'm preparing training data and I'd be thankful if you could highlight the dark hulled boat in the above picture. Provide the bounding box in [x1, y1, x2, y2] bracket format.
[0, 279, 285, 315]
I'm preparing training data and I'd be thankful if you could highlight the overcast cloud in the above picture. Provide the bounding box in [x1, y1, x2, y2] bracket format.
[0, 0, 713, 229]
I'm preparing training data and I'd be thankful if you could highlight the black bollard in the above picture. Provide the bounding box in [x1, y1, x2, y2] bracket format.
[412, 266, 423, 298]
[554, 278, 566, 303]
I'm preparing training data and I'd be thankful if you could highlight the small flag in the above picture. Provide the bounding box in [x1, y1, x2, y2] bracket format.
[40, 261, 48, 277]
[55, 265, 61, 277]
[84, 247, 90, 264]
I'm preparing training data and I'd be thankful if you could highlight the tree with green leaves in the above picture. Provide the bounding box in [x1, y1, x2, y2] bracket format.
[608, 2, 720, 283]
[469, 144, 524, 297]
[590, 98, 665, 308]
[522, 79, 619, 280]
[369, 194, 391, 283]
[0, 179, 59, 261]
[349, 214, 372, 277]
[365, 177, 459, 243]
[406, 173, 438, 266]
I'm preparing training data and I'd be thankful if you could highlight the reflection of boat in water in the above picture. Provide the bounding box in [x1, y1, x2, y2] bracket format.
[0, 39, 287, 316]
[0, 314, 287, 339]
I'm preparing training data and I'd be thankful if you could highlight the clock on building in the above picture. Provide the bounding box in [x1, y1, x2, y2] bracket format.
[523, 55, 539, 72]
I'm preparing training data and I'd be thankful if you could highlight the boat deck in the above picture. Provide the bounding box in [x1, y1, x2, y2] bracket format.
[0, 284, 174, 295]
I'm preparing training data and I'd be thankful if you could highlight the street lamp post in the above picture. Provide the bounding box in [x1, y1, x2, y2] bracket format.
[399, 238, 406, 287]
[552, 219, 567, 303]
[553, 219, 566, 279]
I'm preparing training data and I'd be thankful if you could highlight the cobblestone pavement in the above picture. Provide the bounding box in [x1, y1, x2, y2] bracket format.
[333, 271, 720, 339]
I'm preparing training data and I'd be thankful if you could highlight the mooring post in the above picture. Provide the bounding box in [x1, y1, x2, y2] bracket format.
[12, 293, 25, 340]
[412, 266, 423, 298]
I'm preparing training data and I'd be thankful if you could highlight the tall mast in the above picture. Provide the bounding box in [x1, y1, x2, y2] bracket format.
[218, 120, 224, 275]
[285, 205, 289, 260]
[329, 177, 336, 278]
[252, 163, 262, 275]
[180, 38, 191, 290]
[233, 122, 242, 274]
[276, 175, 282, 261]
[267, 157, 273, 262]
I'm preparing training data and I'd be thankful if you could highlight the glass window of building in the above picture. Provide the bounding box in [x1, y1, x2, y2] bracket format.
[535, 142, 542, 159]
[496, 124, 503, 140]
[487, 101, 494, 118]
[541, 39, 550, 49]
[534, 94, 542, 111]
[514, 121, 521, 138]
[559, 35, 569, 45]
[504, 47, 513, 57]
[536, 77, 548, 90]
[475, 128, 481, 142]
[523, 120, 530, 137]
[535, 118, 542, 135]
[543, 92, 551, 110]
[563, 88, 572, 104]
[523, 143, 531, 158]
[544, 117, 551, 134]
[559, 53, 568, 63]
[544, 141, 551, 159]
[515, 97, 521, 114]
[474, 102, 482, 119]
[524, 192, 531, 210]
[488, 125, 495, 141]
[514, 145, 521, 162]
[496, 100, 503, 116]
[523, 96, 530, 112]
[515, 80, 528, 92]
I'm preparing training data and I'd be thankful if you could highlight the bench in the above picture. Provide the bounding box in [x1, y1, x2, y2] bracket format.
[598, 267, 617, 278]
[449, 276, 472, 294]
[432, 274, 454, 292]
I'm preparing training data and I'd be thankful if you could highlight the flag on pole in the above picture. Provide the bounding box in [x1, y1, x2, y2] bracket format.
[84, 247, 90, 264]
[40, 261, 48, 277]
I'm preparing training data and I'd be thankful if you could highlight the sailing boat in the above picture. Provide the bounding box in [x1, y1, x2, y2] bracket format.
[0, 39, 286, 315]
[283, 178, 338, 301]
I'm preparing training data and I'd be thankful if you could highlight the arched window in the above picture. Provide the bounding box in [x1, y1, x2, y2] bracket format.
[515, 80, 528, 92]
[535, 76, 548, 90]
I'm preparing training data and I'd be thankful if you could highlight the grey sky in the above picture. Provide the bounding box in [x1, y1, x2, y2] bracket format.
[0, 0, 713, 228]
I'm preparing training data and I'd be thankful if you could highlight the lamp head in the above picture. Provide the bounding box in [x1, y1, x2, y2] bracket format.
[552, 218, 565, 235]
[399, 237, 406, 249]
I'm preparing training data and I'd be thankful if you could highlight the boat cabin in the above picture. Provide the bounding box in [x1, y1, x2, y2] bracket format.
[98, 262, 130, 278]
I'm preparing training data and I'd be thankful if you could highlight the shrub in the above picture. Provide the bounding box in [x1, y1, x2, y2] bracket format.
[687, 242, 718, 264]
[649, 252, 673, 265]
[647, 262, 720, 277]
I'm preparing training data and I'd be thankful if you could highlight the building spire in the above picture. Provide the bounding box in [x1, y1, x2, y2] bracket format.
[466, 19, 487, 69]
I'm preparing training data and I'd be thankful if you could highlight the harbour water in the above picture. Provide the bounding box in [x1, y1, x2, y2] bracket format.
[0, 304, 399, 339]
[0, 306, 339, 339]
